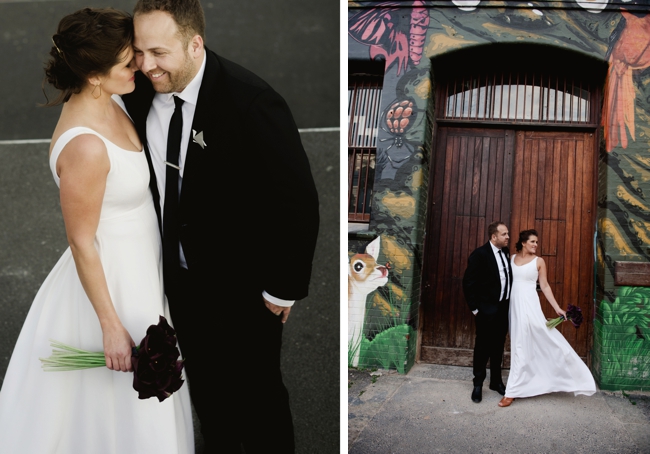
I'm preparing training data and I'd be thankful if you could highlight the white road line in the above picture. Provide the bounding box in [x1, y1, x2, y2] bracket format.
[0, 139, 51, 145]
[298, 127, 339, 133]
[0, 0, 59, 4]
[0, 128, 339, 145]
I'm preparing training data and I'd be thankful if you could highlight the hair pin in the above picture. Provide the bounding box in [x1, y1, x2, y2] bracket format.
[51, 37, 63, 57]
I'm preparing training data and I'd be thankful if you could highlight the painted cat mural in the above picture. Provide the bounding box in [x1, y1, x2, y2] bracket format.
[348, 237, 389, 367]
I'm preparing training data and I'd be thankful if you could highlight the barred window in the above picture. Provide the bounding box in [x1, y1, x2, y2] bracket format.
[348, 75, 382, 222]
[440, 72, 596, 126]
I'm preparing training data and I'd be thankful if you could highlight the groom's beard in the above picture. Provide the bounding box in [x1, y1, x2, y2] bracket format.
[146, 52, 195, 94]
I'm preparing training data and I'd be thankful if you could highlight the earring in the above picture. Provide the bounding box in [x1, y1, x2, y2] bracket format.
[91, 84, 102, 99]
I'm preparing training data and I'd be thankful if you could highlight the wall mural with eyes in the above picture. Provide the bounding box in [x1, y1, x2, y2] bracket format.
[348, 0, 650, 389]
[348, 236, 416, 373]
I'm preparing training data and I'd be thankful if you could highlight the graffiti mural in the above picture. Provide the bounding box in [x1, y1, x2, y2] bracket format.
[593, 286, 650, 390]
[348, 1, 650, 387]
[349, 1, 430, 76]
[348, 237, 390, 367]
[375, 69, 428, 180]
[348, 237, 416, 373]
[348, 235, 417, 372]
[603, 9, 650, 152]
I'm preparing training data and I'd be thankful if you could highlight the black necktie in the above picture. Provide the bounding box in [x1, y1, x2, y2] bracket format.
[163, 95, 184, 296]
[498, 250, 509, 301]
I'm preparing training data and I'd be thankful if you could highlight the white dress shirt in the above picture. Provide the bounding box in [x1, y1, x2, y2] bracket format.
[489, 241, 509, 301]
[121, 50, 293, 307]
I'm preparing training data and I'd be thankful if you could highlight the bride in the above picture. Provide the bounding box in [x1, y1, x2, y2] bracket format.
[499, 229, 596, 407]
[0, 8, 194, 452]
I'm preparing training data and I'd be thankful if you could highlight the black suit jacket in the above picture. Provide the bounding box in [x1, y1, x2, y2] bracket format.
[462, 242, 513, 316]
[122, 48, 319, 302]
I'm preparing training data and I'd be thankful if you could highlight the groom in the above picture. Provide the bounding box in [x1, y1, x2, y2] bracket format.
[462, 221, 512, 403]
[122, 0, 319, 452]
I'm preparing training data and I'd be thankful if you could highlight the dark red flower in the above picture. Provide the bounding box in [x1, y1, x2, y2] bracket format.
[132, 316, 185, 402]
[566, 304, 583, 329]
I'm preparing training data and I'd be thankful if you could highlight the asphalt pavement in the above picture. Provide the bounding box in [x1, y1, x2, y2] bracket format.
[349, 364, 650, 453]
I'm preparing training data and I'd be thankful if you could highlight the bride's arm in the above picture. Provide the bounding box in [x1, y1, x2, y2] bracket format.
[537, 257, 567, 318]
[57, 134, 135, 372]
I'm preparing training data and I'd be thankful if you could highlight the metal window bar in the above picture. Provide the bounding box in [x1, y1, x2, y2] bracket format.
[506, 73, 511, 120]
[560, 79, 567, 121]
[348, 77, 382, 222]
[348, 147, 375, 222]
[441, 72, 592, 125]
[460, 77, 465, 119]
[348, 80, 382, 148]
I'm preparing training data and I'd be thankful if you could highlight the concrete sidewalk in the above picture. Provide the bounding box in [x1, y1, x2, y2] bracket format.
[349, 364, 650, 453]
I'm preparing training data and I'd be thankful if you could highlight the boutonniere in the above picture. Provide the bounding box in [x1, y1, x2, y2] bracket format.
[192, 130, 207, 149]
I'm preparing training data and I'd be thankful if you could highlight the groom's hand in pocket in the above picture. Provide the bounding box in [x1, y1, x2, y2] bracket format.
[264, 297, 291, 323]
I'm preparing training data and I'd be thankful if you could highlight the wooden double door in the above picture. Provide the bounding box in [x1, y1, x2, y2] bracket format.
[420, 127, 595, 366]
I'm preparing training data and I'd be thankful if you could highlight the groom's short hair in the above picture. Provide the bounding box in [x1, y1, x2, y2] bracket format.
[134, 0, 206, 43]
[488, 221, 505, 239]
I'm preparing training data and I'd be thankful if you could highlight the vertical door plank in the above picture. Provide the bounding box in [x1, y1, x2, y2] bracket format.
[501, 135, 514, 224]
[436, 135, 460, 346]
[578, 135, 595, 358]
[562, 138, 578, 346]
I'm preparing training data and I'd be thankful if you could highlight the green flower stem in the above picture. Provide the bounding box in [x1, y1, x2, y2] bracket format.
[39, 339, 106, 372]
[52, 351, 104, 358]
[48, 340, 99, 354]
[546, 316, 566, 329]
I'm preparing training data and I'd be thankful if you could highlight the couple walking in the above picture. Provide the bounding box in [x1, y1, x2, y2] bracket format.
[0, 1, 318, 453]
[463, 222, 596, 407]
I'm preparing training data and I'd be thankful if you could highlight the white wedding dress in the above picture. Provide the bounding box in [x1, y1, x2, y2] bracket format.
[506, 255, 596, 398]
[0, 128, 194, 453]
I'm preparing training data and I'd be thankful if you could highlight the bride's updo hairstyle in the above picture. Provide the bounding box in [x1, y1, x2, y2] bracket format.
[515, 229, 538, 252]
[43, 8, 133, 106]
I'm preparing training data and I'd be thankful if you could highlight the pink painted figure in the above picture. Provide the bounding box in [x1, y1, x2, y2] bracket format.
[349, 1, 430, 75]
[603, 10, 650, 152]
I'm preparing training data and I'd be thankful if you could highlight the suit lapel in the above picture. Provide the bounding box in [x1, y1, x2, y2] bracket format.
[484, 242, 501, 285]
[179, 48, 221, 211]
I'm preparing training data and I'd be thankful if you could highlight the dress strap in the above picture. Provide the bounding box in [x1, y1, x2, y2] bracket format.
[49, 127, 109, 186]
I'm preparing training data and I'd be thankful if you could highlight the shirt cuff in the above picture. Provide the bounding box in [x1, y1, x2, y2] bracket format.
[262, 291, 295, 307]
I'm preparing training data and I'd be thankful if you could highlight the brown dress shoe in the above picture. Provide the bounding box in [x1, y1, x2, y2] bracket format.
[498, 397, 514, 407]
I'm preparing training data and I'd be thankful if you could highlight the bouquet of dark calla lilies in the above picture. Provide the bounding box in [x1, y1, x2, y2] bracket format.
[546, 304, 584, 329]
[40, 316, 185, 402]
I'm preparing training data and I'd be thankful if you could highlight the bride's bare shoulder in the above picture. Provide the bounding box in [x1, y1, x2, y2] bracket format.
[49, 102, 97, 155]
